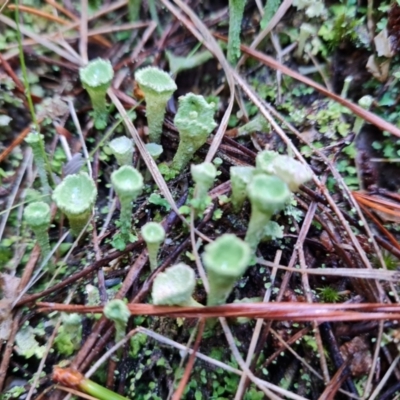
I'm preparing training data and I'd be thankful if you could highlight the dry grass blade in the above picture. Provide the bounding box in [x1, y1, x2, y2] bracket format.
[7, 4, 70, 25]
[171, 319, 205, 400]
[45, 0, 79, 21]
[215, 33, 400, 138]
[244, 0, 292, 51]
[257, 260, 400, 281]
[0, 122, 39, 164]
[160, 0, 235, 162]
[0, 14, 82, 65]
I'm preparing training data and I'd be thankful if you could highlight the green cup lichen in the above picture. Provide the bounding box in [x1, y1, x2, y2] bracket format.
[227, 0, 246, 64]
[202, 234, 251, 306]
[79, 58, 114, 129]
[256, 150, 312, 192]
[191, 162, 217, 214]
[171, 93, 217, 172]
[104, 299, 130, 344]
[141, 221, 165, 271]
[152, 263, 202, 307]
[109, 136, 134, 166]
[134, 66, 177, 143]
[52, 173, 97, 237]
[111, 165, 144, 245]
[245, 174, 291, 252]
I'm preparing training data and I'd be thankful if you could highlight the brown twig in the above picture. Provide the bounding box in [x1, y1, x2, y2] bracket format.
[172, 319, 205, 400]
[0, 310, 22, 392]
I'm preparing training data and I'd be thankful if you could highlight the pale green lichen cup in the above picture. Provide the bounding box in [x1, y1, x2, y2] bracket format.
[134, 66, 177, 143]
[152, 263, 202, 307]
[203, 234, 251, 307]
[141, 221, 165, 271]
[255, 150, 312, 192]
[245, 174, 291, 252]
[111, 165, 144, 244]
[171, 93, 217, 172]
[79, 58, 114, 129]
[52, 173, 97, 237]
[109, 136, 134, 166]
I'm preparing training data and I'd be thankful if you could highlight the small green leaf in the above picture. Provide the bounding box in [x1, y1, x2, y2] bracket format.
[149, 193, 171, 211]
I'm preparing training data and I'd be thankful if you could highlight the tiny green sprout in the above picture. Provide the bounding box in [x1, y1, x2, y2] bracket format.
[166, 49, 213, 76]
[171, 93, 217, 172]
[53, 367, 128, 400]
[191, 162, 217, 214]
[25, 132, 51, 200]
[237, 114, 270, 137]
[152, 263, 202, 306]
[24, 201, 51, 262]
[245, 174, 291, 252]
[227, 0, 246, 64]
[341, 76, 353, 98]
[317, 286, 342, 303]
[141, 222, 165, 271]
[128, 0, 141, 21]
[202, 234, 251, 306]
[230, 166, 254, 212]
[79, 58, 114, 129]
[54, 313, 82, 356]
[111, 165, 144, 246]
[353, 95, 374, 135]
[256, 150, 312, 192]
[109, 136, 134, 166]
[134, 66, 177, 143]
[295, 23, 316, 59]
[104, 299, 130, 344]
[52, 173, 97, 237]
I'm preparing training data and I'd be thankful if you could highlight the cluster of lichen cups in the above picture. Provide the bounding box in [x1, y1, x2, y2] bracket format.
[151, 150, 312, 313]
[25, 59, 314, 337]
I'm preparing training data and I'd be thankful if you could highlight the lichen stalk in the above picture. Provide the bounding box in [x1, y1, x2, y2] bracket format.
[24, 201, 51, 261]
[227, 0, 247, 64]
[230, 166, 254, 212]
[141, 222, 165, 271]
[111, 166, 144, 244]
[25, 133, 51, 200]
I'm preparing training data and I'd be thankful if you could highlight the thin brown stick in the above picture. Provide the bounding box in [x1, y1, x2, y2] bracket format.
[0, 119, 43, 164]
[171, 319, 205, 400]
[7, 4, 70, 25]
[37, 302, 400, 321]
[0, 310, 22, 391]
